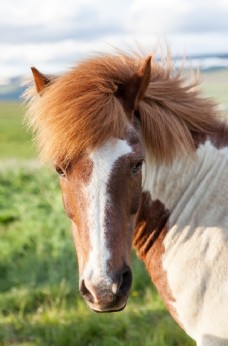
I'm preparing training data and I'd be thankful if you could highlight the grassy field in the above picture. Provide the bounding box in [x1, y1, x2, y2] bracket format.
[0, 70, 227, 346]
[202, 69, 228, 111]
[0, 166, 194, 346]
[0, 103, 35, 159]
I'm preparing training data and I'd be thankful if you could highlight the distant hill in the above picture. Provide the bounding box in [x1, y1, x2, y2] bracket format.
[0, 76, 25, 101]
[1, 54, 228, 101]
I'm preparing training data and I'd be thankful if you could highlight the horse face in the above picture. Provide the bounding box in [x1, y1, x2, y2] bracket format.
[32, 56, 151, 311]
[57, 127, 144, 312]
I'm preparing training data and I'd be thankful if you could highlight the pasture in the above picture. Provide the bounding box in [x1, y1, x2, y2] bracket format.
[0, 69, 227, 346]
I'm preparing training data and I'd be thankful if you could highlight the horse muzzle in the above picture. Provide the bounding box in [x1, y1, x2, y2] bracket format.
[79, 265, 132, 312]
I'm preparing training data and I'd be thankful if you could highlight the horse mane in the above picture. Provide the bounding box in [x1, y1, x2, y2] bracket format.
[24, 50, 222, 165]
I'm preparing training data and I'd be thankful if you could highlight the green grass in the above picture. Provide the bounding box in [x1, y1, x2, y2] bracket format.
[202, 69, 228, 113]
[0, 167, 194, 346]
[0, 103, 35, 159]
[1, 69, 228, 346]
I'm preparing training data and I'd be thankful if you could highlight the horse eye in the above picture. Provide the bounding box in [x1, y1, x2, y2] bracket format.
[131, 160, 144, 175]
[55, 166, 65, 177]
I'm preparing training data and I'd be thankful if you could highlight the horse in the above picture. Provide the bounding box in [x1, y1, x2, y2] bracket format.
[25, 51, 228, 346]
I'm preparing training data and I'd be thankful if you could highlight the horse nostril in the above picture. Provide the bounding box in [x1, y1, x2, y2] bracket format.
[79, 279, 94, 303]
[116, 266, 132, 296]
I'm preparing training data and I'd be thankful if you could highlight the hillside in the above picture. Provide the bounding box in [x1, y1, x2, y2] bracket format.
[1, 54, 228, 101]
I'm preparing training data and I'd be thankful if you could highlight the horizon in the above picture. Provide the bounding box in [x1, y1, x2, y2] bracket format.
[1, 53, 228, 102]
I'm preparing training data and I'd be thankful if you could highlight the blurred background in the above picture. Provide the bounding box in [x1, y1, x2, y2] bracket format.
[0, 1, 227, 345]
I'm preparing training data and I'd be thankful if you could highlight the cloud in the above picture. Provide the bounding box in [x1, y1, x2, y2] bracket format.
[176, 0, 228, 32]
[128, 0, 191, 34]
[1, 0, 228, 45]
[0, 0, 228, 79]
[0, 21, 123, 44]
[0, 0, 128, 44]
[128, 0, 228, 35]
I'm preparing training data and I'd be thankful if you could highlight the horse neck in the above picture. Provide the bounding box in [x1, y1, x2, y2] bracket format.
[133, 137, 228, 327]
[134, 121, 228, 262]
[142, 138, 228, 225]
[134, 132, 228, 339]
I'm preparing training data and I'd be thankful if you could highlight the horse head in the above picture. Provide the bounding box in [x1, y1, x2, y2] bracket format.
[30, 56, 151, 312]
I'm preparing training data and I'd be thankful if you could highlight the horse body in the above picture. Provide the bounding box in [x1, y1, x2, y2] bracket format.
[135, 139, 228, 344]
[25, 51, 228, 345]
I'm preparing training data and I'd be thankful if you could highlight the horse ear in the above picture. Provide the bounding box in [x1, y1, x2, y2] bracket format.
[31, 67, 51, 95]
[117, 55, 151, 111]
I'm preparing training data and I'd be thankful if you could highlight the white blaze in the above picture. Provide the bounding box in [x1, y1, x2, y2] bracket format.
[82, 138, 131, 284]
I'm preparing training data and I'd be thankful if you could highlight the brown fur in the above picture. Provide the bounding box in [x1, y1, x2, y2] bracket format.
[31, 67, 52, 94]
[105, 134, 144, 273]
[24, 50, 222, 165]
[134, 192, 182, 327]
[60, 156, 93, 275]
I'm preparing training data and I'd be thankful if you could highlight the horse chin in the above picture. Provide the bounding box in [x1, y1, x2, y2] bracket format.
[91, 303, 127, 313]
[86, 300, 127, 313]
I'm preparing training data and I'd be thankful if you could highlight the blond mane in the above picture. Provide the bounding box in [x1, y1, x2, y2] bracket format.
[24, 51, 220, 165]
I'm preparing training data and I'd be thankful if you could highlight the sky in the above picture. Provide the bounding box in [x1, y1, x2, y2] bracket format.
[1, 0, 228, 80]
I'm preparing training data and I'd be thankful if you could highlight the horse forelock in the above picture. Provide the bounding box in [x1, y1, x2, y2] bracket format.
[24, 49, 222, 165]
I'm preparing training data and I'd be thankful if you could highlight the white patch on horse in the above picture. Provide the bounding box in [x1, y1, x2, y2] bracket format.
[143, 140, 228, 341]
[82, 138, 132, 285]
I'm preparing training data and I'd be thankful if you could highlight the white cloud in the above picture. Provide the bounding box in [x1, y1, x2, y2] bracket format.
[128, 0, 228, 34]
[128, 0, 191, 34]
[0, 0, 81, 26]
[0, 0, 228, 79]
